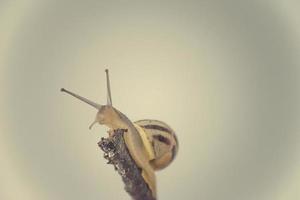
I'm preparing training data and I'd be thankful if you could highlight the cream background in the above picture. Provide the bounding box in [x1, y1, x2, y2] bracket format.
[1, 1, 300, 200]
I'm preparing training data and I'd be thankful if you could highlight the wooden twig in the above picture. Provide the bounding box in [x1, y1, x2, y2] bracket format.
[98, 129, 156, 200]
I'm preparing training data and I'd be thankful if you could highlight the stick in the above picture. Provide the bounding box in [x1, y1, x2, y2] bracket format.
[98, 129, 156, 200]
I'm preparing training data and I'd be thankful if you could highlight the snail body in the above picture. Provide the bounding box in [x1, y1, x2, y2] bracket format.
[61, 69, 178, 198]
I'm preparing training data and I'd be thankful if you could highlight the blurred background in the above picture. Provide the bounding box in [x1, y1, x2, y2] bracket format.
[0, 1, 299, 199]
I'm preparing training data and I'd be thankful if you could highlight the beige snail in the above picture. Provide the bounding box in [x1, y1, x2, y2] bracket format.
[61, 69, 178, 198]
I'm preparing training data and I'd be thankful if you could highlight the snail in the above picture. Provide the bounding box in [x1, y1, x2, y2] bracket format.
[61, 69, 178, 198]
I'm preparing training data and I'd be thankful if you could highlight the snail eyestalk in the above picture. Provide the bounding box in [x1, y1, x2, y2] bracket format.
[61, 88, 102, 109]
[105, 69, 112, 106]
